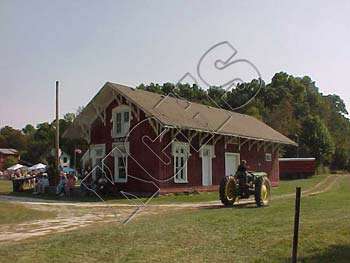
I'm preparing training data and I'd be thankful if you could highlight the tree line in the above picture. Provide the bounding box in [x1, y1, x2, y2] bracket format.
[1, 72, 349, 171]
[0, 113, 87, 169]
[138, 72, 350, 171]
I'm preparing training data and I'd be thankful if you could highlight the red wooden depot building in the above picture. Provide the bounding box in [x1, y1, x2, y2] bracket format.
[0, 148, 19, 171]
[64, 82, 296, 195]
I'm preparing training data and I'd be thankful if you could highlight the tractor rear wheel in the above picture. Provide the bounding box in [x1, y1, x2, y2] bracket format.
[219, 176, 237, 206]
[255, 177, 271, 207]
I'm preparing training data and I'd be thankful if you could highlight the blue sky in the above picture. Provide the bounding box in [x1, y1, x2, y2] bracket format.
[1, 0, 350, 128]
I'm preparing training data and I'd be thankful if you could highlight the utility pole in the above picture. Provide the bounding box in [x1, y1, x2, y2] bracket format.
[74, 147, 77, 177]
[55, 81, 60, 184]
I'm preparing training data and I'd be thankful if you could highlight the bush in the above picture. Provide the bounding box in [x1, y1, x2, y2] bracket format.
[316, 165, 330, 175]
[3, 156, 18, 169]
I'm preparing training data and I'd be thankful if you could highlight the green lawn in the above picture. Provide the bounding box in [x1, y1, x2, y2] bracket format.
[146, 174, 328, 204]
[0, 201, 55, 225]
[0, 175, 348, 262]
[0, 179, 12, 194]
[0, 174, 328, 204]
[272, 174, 327, 196]
[0, 180, 55, 225]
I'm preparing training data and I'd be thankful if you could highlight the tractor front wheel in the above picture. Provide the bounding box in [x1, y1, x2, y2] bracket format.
[219, 176, 238, 206]
[255, 177, 271, 207]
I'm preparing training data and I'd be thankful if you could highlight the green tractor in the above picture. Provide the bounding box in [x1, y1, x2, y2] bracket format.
[219, 171, 272, 207]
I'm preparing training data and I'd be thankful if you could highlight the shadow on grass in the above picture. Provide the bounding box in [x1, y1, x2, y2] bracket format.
[6, 188, 128, 203]
[283, 245, 350, 263]
[200, 200, 259, 210]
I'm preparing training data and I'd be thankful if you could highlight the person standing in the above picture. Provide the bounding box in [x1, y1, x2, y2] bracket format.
[56, 172, 67, 197]
[40, 173, 49, 194]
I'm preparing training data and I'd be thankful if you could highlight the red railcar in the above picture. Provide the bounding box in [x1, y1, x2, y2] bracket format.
[279, 158, 316, 179]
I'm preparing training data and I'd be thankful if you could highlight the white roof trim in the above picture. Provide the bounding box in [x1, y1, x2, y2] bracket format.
[279, 158, 315, 161]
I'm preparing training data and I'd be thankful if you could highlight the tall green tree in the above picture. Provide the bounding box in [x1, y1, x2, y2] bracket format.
[22, 124, 35, 135]
[3, 156, 18, 169]
[300, 116, 335, 164]
[0, 126, 27, 151]
[137, 72, 350, 169]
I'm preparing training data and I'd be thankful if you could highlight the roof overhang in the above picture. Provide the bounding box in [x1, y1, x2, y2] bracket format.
[63, 82, 297, 147]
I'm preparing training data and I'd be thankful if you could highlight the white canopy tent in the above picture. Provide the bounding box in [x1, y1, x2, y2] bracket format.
[7, 164, 27, 171]
[28, 163, 47, 171]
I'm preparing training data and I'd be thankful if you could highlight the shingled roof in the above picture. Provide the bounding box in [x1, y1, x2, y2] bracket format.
[0, 148, 18, 155]
[64, 82, 296, 146]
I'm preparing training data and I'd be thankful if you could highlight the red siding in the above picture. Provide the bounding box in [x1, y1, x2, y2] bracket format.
[90, 99, 160, 194]
[279, 159, 316, 179]
[89, 98, 281, 194]
[159, 135, 280, 191]
[0, 154, 5, 171]
[240, 145, 279, 187]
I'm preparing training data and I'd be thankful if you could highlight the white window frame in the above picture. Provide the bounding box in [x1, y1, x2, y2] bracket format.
[172, 142, 190, 183]
[199, 144, 215, 158]
[90, 144, 106, 180]
[90, 144, 106, 164]
[113, 142, 129, 183]
[265, 153, 272, 162]
[111, 105, 131, 138]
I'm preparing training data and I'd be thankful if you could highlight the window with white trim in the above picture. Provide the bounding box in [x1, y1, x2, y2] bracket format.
[91, 144, 106, 164]
[111, 105, 130, 138]
[265, 153, 272, 162]
[172, 142, 190, 183]
[113, 142, 129, 183]
[200, 145, 215, 158]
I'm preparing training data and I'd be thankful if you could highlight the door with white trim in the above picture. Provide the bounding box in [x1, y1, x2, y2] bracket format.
[90, 144, 106, 180]
[201, 145, 214, 186]
[225, 153, 240, 176]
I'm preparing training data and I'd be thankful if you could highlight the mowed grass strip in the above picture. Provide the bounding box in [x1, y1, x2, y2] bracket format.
[0, 175, 349, 263]
[0, 201, 55, 225]
[0, 179, 12, 195]
[1, 174, 328, 205]
[0, 180, 55, 225]
[112, 174, 329, 204]
[272, 174, 327, 196]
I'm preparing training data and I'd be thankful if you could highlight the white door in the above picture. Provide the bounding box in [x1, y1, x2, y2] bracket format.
[202, 147, 213, 186]
[90, 144, 106, 180]
[225, 153, 240, 176]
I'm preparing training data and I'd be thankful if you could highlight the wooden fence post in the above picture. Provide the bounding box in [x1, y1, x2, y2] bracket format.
[292, 187, 301, 263]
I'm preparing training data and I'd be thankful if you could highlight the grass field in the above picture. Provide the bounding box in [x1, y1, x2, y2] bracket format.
[0, 174, 349, 262]
[0, 174, 327, 204]
[0, 180, 55, 225]
[0, 201, 55, 225]
[0, 179, 12, 195]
